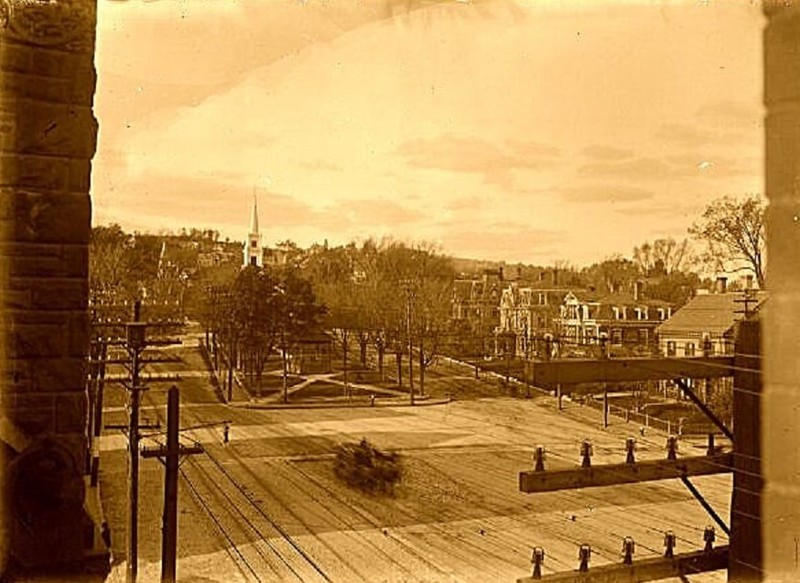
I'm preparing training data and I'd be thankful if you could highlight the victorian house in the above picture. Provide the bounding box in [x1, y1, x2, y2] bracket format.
[559, 281, 673, 357]
[451, 268, 504, 356]
[495, 274, 575, 358]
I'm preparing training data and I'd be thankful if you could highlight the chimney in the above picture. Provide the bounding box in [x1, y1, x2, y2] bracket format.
[633, 280, 644, 301]
[552, 268, 559, 286]
[745, 274, 754, 290]
[715, 276, 728, 294]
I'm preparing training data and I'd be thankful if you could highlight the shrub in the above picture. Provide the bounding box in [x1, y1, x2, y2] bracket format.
[333, 438, 402, 495]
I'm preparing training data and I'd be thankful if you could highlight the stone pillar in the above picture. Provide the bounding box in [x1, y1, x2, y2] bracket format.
[763, 2, 800, 581]
[1, 0, 97, 570]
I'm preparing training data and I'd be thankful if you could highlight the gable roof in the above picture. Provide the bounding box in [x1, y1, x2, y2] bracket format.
[656, 291, 768, 336]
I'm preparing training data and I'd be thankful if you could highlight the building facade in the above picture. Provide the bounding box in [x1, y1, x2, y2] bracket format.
[451, 269, 503, 356]
[496, 282, 573, 357]
[656, 284, 767, 357]
[558, 283, 673, 357]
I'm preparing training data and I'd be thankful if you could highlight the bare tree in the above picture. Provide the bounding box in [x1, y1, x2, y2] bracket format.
[633, 238, 692, 276]
[689, 194, 766, 288]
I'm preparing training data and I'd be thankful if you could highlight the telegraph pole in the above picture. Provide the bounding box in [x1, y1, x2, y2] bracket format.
[141, 386, 203, 583]
[405, 283, 415, 406]
[126, 300, 146, 583]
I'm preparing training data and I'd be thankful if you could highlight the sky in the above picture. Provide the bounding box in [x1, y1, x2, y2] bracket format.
[92, 0, 764, 267]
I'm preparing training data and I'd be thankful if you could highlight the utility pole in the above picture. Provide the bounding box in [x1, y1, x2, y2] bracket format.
[342, 328, 349, 398]
[126, 299, 146, 583]
[141, 387, 203, 583]
[282, 326, 289, 403]
[404, 282, 415, 406]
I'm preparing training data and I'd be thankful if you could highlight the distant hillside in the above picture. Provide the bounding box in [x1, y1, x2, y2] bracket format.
[450, 256, 504, 275]
[450, 256, 551, 282]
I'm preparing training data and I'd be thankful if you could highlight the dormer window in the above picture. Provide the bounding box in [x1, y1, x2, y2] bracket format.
[658, 308, 666, 320]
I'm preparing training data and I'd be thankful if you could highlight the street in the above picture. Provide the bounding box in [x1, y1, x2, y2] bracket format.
[98, 334, 730, 583]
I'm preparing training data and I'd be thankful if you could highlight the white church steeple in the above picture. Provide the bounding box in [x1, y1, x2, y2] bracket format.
[244, 194, 263, 268]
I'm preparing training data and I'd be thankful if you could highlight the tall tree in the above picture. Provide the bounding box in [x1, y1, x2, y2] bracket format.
[689, 194, 766, 288]
[582, 255, 641, 295]
[633, 238, 692, 276]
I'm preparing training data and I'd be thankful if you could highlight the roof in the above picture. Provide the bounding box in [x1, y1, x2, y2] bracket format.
[656, 291, 768, 336]
[568, 290, 672, 308]
[249, 195, 259, 234]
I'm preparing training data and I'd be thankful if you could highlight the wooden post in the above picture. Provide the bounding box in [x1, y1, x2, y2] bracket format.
[556, 383, 562, 411]
[141, 387, 203, 583]
[127, 301, 144, 583]
[603, 386, 609, 428]
[161, 387, 180, 583]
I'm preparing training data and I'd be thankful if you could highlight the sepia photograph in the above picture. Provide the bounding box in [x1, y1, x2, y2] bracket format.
[0, 0, 798, 582]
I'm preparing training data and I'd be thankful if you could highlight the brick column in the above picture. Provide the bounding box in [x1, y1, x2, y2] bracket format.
[763, 2, 800, 581]
[1, 0, 97, 570]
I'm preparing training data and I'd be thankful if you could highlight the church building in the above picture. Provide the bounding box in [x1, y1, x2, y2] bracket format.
[243, 196, 293, 268]
[243, 196, 263, 268]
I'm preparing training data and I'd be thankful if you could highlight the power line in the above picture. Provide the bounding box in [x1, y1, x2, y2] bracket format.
[179, 466, 263, 583]
[201, 449, 334, 583]
[185, 458, 304, 582]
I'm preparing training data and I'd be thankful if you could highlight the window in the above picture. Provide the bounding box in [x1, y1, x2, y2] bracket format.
[658, 308, 666, 320]
[251, 239, 258, 248]
[611, 329, 622, 345]
[639, 329, 649, 345]
[538, 293, 547, 305]
[685, 342, 695, 357]
[666, 341, 677, 356]
[613, 307, 620, 320]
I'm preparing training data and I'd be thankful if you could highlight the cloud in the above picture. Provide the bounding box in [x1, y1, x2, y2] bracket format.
[581, 145, 635, 160]
[441, 224, 563, 263]
[299, 159, 343, 172]
[695, 100, 762, 124]
[577, 157, 674, 180]
[505, 139, 562, 158]
[558, 184, 655, 204]
[340, 199, 424, 225]
[655, 123, 716, 148]
[395, 133, 562, 189]
[664, 153, 762, 179]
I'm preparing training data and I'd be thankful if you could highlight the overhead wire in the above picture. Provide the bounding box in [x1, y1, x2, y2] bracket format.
[180, 465, 263, 583]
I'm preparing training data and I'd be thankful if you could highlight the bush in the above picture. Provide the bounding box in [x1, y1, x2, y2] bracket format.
[333, 438, 402, 495]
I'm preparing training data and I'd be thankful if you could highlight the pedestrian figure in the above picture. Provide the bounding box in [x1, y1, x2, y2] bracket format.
[370, 394, 375, 407]
[223, 423, 230, 445]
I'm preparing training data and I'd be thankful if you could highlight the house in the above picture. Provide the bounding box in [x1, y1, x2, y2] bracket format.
[558, 281, 673, 357]
[656, 279, 767, 357]
[451, 268, 503, 356]
[496, 278, 575, 357]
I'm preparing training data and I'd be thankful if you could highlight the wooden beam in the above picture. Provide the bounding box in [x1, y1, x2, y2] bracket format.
[517, 546, 728, 583]
[519, 453, 732, 493]
[530, 356, 734, 386]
